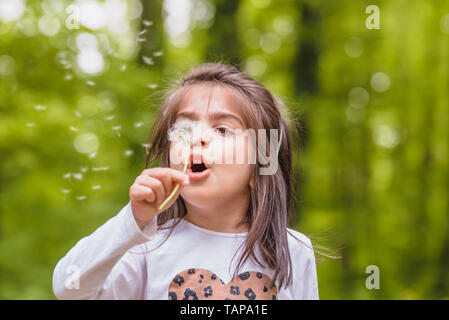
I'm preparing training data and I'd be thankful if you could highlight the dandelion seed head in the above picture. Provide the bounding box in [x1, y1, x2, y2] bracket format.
[168, 120, 195, 145]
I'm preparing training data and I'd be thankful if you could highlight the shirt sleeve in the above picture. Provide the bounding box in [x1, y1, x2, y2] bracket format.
[52, 202, 158, 300]
[291, 235, 320, 300]
[301, 237, 319, 300]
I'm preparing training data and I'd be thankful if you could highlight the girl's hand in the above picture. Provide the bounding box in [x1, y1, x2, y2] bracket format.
[129, 168, 190, 229]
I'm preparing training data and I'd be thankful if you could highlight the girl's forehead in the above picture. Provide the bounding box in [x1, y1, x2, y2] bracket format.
[175, 84, 247, 121]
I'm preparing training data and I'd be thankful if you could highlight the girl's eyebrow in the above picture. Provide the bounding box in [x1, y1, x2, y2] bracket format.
[175, 111, 244, 126]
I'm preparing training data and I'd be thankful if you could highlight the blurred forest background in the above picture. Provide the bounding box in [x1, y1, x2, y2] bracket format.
[1, 0, 449, 299]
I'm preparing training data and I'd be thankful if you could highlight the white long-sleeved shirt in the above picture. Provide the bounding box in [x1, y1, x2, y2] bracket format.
[52, 202, 319, 300]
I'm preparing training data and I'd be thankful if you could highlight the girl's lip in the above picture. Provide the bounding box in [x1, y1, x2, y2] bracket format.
[186, 167, 211, 180]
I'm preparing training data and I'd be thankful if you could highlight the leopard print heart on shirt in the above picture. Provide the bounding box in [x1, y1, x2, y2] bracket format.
[168, 268, 278, 300]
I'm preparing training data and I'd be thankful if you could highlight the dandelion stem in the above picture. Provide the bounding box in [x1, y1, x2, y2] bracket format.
[158, 136, 190, 210]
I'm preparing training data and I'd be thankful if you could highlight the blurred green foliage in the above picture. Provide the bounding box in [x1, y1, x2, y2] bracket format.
[0, 0, 448, 299]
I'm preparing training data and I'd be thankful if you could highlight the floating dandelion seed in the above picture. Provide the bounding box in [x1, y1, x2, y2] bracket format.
[80, 167, 88, 173]
[86, 80, 96, 86]
[142, 56, 154, 65]
[153, 51, 163, 57]
[26, 122, 35, 127]
[88, 152, 97, 159]
[137, 37, 147, 43]
[120, 64, 127, 71]
[141, 143, 151, 155]
[34, 105, 47, 111]
[104, 115, 115, 121]
[69, 126, 78, 132]
[112, 125, 121, 137]
[72, 173, 83, 180]
[139, 29, 147, 35]
[62, 173, 71, 179]
[147, 83, 158, 89]
[91, 185, 101, 190]
[134, 122, 144, 128]
[143, 20, 153, 27]
[64, 74, 73, 81]
[74, 110, 82, 118]
[59, 59, 72, 69]
[125, 150, 134, 157]
[61, 189, 71, 200]
[92, 166, 109, 172]
[76, 195, 86, 201]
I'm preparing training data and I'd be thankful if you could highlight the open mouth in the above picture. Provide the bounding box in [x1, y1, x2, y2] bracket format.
[191, 162, 207, 173]
[187, 153, 211, 180]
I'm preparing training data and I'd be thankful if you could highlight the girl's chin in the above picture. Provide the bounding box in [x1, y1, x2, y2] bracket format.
[180, 189, 220, 205]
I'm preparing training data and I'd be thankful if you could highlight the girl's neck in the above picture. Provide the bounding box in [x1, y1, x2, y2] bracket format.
[183, 190, 250, 234]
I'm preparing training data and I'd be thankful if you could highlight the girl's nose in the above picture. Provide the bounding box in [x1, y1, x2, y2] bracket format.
[191, 125, 211, 147]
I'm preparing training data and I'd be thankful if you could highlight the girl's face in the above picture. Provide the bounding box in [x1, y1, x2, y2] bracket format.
[169, 84, 255, 208]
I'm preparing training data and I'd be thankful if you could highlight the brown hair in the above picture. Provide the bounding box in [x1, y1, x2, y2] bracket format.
[142, 62, 321, 290]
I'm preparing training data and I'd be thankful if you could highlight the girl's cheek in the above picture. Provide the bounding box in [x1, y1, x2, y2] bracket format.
[210, 138, 236, 165]
[169, 141, 188, 168]
[209, 137, 250, 166]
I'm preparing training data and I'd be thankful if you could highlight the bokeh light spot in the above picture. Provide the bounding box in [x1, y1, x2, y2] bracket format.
[0, 0, 25, 22]
[38, 15, 61, 37]
[77, 49, 104, 75]
[371, 72, 391, 92]
[74, 133, 99, 154]
[349, 87, 370, 109]
[344, 37, 364, 58]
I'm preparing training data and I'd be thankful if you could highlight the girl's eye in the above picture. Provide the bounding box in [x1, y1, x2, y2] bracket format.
[216, 127, 234, 136]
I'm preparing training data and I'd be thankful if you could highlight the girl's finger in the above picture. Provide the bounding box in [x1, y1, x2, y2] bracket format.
[137, 175, 166, 205]
[130, 184, 155, 203]
[143, 167, 189, 186]
[148, 170, 173, 197]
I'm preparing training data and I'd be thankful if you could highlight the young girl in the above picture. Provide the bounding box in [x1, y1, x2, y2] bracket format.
[52, 62, 319, 300]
